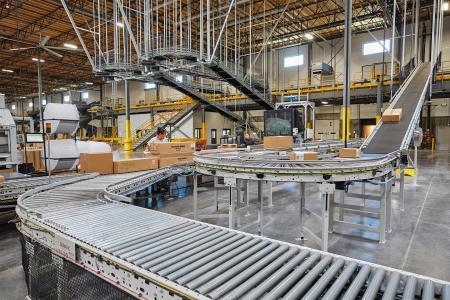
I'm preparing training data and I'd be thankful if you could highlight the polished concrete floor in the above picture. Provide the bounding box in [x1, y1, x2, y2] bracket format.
[1, 150, 449, 299]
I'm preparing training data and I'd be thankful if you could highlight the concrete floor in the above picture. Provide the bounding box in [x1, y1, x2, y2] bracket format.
[1, 150, 449, 299]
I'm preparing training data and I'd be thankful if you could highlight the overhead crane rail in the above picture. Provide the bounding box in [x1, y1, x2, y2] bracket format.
[16, 165, 450, 299]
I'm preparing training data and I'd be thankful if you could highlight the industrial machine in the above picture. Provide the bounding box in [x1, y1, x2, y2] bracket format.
[0, 94, 18, 170]
[264, 108, 304, 142]
[312, 62, 333, 75]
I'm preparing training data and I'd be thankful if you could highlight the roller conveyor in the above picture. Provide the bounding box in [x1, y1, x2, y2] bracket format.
[363, 63, 432, 154]
[16, 168, 449, 299]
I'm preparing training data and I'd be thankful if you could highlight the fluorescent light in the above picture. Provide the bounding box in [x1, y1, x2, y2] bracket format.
[2, 69, 14, 73]
[11, 104, 16, 110]
[42, 99, 47, 105]
[85, 82, 94, 85]
[321, 101, 329, 105]
[304, 33, 314, 40]
[20, 96, 26, 99]
[63, 43, 78, 49]
[32, 58, 45, 62]
[145, 82, 156, 89]
[29, 102, 33, 108]
[443, 2, 449, 10]
[116, 22, 124, 28]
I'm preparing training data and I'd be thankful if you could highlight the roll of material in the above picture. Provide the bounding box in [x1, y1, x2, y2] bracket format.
[43, 103, 80, 135]
[42, 139, 79, 172]
[76, 141, 112, 154]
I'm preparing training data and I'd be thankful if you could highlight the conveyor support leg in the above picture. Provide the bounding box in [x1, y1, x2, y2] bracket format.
[267, 181, 273, 207]
[214, 176, 219, 211]
[319, 183, 335, 251]
[299, 182, 306, 239]
[193, 174, 198, 220]
[400, 167, 405, 211]
[258, 180, 264, 236]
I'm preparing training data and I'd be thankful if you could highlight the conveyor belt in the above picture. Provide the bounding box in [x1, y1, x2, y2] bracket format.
[16, 168, 450, 299]
[364, 63, 431, 154]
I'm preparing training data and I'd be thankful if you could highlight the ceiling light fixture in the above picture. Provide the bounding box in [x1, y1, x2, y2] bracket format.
[32, 58, 45, 62]
[63, 43, 78, 49]
[305, 33, 314, 40]
[321, 101, 329, 105]
[85, 82, 94, 85]
[1, 69, 14, 73]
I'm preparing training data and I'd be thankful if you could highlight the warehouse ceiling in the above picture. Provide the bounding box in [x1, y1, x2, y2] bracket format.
[0, 0, 438, 99]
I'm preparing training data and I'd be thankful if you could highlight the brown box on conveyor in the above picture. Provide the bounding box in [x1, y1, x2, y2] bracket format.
[148, 142, 195, 156]
[263, 136, 293, 149]
[339, 148, 361, 158]
[289, 151, 319, 160]
[158, 155, 194, 168]
[79, 152, 113, 175]
[382, 108, 402, 123]
[113, 157, 159, 174]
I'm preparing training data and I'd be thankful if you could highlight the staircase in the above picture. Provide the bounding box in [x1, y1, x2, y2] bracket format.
[132, 103, 200, 151]
[207, 59, 274, 110]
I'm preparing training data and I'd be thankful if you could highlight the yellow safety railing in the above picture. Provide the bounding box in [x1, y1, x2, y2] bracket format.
[131, 102, 187, 142]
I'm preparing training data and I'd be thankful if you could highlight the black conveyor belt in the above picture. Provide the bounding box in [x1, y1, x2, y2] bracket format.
[364, 63, 431, 154]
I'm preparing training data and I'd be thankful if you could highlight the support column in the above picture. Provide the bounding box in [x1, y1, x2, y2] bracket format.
[124, 80, 132, 152]
[258, 180, 264, 236]
[193, 174, 198, 220]
[400, 167, 405, 211]
[229, 185, 235, 229]
[319, 183, 335, 252]
[379, 176, 387, 244]
[298, 182, 306, 239]
[214, 176, 219, 211]
[267, 181, 273, 207]
[376, 81, 383, 123]
[201, 106, 206, 140]
[341, 0, 352, 147]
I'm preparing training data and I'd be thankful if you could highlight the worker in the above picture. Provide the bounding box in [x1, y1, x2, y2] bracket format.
[148, 128, 168, 144]
[243, 132, 254, 146]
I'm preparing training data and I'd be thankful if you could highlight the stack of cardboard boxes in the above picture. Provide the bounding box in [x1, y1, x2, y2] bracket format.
[147, 142, 195, 168]
[79, 152, 159, 175]
[22, 145, 43, 171]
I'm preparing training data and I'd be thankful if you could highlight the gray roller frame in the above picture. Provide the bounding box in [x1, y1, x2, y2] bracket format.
[16, 167, 449, 299]
[194, 148, 398, 183]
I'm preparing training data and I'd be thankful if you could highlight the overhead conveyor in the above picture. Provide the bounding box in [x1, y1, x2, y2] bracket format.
[362, 63, 432, 154]
[16, 167, 450, 300]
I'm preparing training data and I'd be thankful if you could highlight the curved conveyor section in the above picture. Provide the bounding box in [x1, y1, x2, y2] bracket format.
[16, 165, 449, 299]
[194, 148, 398, 182]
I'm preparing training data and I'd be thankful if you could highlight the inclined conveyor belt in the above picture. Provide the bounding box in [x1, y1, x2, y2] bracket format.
[17, 169, 450, 299]
[364, 63, 431, 154]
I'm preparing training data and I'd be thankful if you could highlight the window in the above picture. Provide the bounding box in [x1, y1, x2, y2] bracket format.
[363, 40, 391, 55]
[64, 95, 70, 102]
[42, 99, 47, 105]
[175, 75, 183, 83]
[222, 128, 231, 136]
[82, 92, 89, 100]
[194, 128, 201, 139]
[145, 82, 156, 89]
[284, 55, 304, 68]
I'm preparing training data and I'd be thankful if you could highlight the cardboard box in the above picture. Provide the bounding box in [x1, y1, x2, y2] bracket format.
[382, 108, 402, 123]
[148, 142, 195, 156]
[79, 152, 113, 175]
[159, 155, 194, 168]
[113, 157, 159, 174]
[290, 151, 319, 160]
[339, 148, 361, 158]
[263, 136, 293, 149]
[218, 144, 237, 149]
[0, 175, 4, 185]
[22, 149, 43, 171]
[0, 168, 13, 174]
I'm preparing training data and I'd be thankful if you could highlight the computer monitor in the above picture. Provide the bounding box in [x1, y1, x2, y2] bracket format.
[26, 133, 44, 143]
